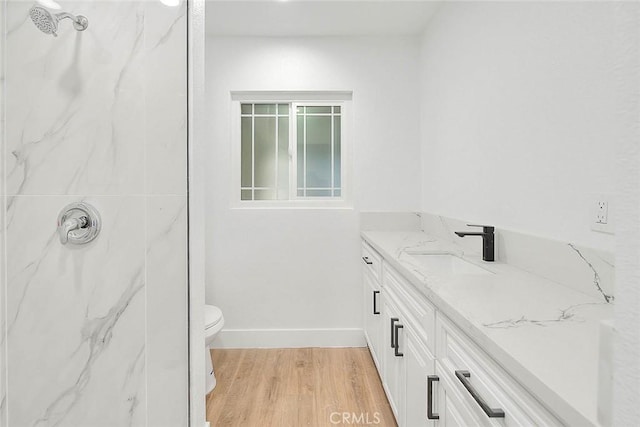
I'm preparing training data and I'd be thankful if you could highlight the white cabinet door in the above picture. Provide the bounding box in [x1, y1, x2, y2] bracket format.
[363, 269, 383, 369]
[404, 328, 436, 427]
[382, 297, 406, 423]
[383, 263, 437, 355]
[383, 297, 438, 427]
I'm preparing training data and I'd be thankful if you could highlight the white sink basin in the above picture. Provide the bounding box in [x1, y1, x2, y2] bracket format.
[407, 253, 493, 276]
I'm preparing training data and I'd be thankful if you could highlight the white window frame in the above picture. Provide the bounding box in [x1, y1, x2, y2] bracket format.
[230, 91, 353, 209]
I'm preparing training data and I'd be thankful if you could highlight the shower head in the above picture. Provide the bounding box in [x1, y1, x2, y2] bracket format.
[29, 5, 88, 37]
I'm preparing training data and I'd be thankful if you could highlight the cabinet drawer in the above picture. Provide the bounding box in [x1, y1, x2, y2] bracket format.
[362, 241, 383, 281]
[436, 313, 562, 426]
[435, 360, 489, 427]
[383, 263, 436, 357]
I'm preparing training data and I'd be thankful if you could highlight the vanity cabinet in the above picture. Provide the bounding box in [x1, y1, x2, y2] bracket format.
[361, 239, 564, 427]
[363, 241, 437, 427]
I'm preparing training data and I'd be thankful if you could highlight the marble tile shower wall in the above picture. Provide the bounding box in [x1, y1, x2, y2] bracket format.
[1, 1, 188, 426]
[1, 0, 6, 423]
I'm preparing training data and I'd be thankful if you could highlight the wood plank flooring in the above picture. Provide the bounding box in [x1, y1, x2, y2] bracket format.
[206, 348, 397, 427]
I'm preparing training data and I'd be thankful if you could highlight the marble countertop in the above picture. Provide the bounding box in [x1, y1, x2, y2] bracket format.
[361, 231, 613, 427]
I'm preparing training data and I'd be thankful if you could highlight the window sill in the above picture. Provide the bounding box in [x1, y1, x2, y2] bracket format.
[231, 200, 354, 210]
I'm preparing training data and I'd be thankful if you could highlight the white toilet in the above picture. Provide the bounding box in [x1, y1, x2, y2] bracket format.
[205, 304, 224, 394]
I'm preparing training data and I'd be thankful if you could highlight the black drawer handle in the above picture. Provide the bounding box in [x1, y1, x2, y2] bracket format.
[455, 370, 505, 418]
[390, 318, 399, 348]
[427, 375, 440, 420]
[393, 324, 403, 357]
[373, 290, 380, 315]
[362, 256, 373, 265]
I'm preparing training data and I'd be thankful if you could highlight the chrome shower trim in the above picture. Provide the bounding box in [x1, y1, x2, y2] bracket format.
[56, 12, 89, 32]
[29, 5, 89, 37]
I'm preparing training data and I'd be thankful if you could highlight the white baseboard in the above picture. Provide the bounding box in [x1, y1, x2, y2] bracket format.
[213, 328, 366, 349]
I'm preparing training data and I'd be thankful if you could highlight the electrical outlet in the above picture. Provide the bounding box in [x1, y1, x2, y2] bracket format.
[596, 200, 608, 224]
[592, 196, 614, 234]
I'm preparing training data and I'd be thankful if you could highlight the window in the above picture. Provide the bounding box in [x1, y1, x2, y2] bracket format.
[233, 92, 350, 205]
[240, 103, 292, 201]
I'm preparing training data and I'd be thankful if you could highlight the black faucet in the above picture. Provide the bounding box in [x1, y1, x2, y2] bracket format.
[454, 224, 495, 262]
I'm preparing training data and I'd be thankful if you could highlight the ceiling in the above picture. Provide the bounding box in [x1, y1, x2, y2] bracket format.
[205, 0, 442, 37]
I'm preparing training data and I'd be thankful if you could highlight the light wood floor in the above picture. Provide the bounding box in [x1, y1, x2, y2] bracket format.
[206, 348, 397, 427]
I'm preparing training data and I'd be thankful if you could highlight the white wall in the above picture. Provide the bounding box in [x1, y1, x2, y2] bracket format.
[612, 2, 640, 425]
[419, 1, 618, 252]
[205, 36, 421, 347]
[418, 2, 640, 424]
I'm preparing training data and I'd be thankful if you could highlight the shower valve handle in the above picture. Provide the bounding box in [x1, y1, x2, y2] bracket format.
[57, 202, 101, 245]
[59, 216, 88, 244]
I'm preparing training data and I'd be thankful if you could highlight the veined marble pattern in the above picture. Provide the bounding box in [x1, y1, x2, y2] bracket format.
[7, 196, 146, 427]
[1, 1, 6, 424]
[6, 0, 146, 196]
[146, 196, 188, 427]
[5, 0, 187, 197]
[362, 230, 614, 425]
[482, 302, 606, 329]
[420, 212, 615, 302]
[2, 0, 188, 426]
[144, 1, 187, 195]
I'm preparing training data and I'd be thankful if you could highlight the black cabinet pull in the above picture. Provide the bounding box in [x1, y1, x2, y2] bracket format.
[394, 324, 404, 357]
[427, 375, 440, 420]
[362, 256, 373, 265]
[455, 370, 505, 418]
[373, 290, 380, 315]
[390, 318, 399, 348]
